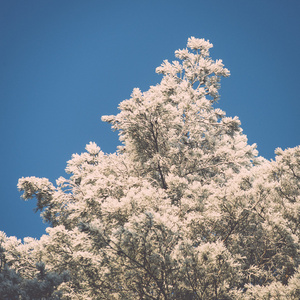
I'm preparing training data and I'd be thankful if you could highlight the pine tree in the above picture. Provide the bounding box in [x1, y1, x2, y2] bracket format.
[1, 37, 298, 299]
[0, 241, 69, 299]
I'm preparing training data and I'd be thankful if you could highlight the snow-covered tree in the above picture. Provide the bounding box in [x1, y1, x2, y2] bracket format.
[1, 37, 299, 299]
[0, 235, 69, 299]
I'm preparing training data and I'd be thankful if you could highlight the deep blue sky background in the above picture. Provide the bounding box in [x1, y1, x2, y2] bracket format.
[1, 0, 299, 239]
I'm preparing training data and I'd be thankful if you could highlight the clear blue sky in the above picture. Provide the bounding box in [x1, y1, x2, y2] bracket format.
[1, 0, 299, 239]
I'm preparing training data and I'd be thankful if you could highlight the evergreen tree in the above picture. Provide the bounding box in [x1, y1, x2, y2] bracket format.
[0, 242, 69, 299]
[1, 37, 298, 299]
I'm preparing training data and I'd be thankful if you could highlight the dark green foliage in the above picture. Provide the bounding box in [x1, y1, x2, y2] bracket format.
[0, 246, 69, 300]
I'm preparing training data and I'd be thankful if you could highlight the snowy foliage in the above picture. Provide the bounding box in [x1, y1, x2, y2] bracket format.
[0, 238, 69, 299]
[1, 37, 299, 299]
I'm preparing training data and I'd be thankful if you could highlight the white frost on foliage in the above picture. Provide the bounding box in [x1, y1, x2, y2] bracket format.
[2, 38, 299, 299]
[85, 141, 101, 155]
[187, 36, 213, 52]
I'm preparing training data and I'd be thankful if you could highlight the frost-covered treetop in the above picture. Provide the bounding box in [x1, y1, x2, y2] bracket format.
[102, 37, 257, 190]
[155, 36, 230, 101]
[187, 36, 213, 51]
[5, 37, 299, 299]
